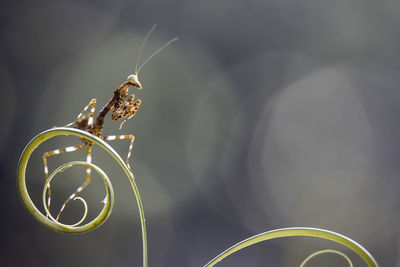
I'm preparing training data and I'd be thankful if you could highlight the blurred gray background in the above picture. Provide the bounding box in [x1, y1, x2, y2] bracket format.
[1, 0, 400, 266]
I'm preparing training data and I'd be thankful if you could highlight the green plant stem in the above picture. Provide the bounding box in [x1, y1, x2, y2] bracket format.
[42, 161, 111, 228]
[203, 227, 378, 267]
[17, 127, 147, 267]
[300, 249, 353, 267]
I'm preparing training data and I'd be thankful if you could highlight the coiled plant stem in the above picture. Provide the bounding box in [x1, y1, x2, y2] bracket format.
[203, 227, 378, 267]
[17, 127, 148, 267]
[299, 249, 353, 267]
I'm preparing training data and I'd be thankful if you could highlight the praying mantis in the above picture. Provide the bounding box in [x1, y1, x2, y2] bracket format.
[42, 25, 177, 221]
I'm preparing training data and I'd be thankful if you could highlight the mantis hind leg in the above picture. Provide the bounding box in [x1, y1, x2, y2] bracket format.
[56, 144, 94, 221]
[42, 144, 87, 216]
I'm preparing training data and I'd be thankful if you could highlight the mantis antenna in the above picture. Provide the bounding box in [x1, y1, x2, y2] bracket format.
[135, 24, 157, 75]
[135, 25, 178, 75]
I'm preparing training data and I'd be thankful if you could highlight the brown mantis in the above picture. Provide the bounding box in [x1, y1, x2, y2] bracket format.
[42, 25, 178, 221]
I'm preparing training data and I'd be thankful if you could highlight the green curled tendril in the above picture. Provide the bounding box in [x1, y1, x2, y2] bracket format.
[17, 127, 147, 267]
[42, 161, 110, 228]
[300, 249, 352, 267]
[203, 227, 379, 267]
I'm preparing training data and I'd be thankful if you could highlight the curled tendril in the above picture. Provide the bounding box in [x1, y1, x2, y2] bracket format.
[68, 196, 89, 227]
[42, 161, 109, 228]
[17, 127, 147, 267]
[300, 249, 353, 267]
[203, 227, 379, 267]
